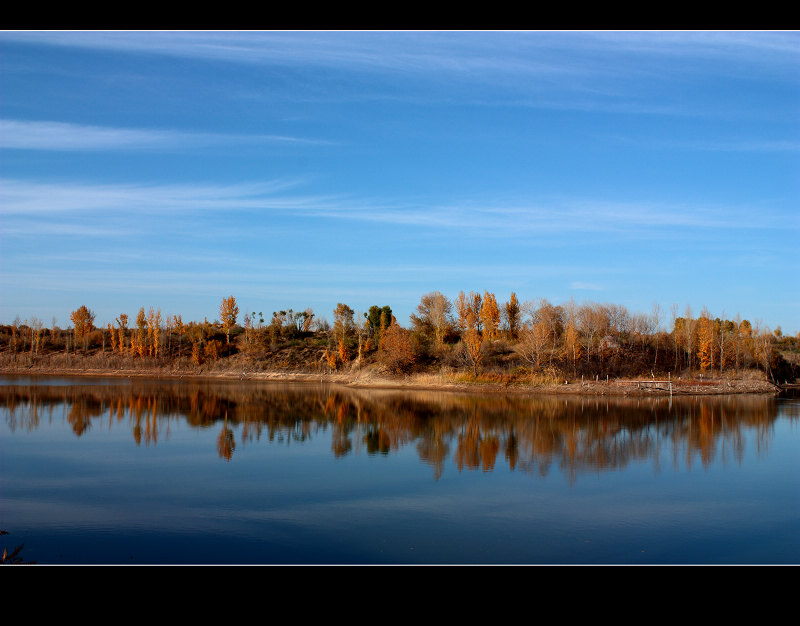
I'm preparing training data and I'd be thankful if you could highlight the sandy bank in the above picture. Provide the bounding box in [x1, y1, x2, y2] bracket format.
[0, 363, 781, 397]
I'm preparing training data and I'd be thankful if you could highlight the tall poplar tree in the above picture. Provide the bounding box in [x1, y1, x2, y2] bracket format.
[219, 296, 239, 344]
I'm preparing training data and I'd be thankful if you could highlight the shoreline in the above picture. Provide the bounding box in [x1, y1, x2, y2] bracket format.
[0, 364, 782, 397]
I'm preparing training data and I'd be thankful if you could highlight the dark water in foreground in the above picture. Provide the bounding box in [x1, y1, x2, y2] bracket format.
[1, 375, 798, 565]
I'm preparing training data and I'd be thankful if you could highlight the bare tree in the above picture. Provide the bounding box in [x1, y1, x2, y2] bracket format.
[515, 321, 550, 369]
[410, 291, 453, 349]
[651, 302, 663, 369]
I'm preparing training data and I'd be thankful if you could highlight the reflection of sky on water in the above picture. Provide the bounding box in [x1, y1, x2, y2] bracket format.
[1, 377, 798, 564]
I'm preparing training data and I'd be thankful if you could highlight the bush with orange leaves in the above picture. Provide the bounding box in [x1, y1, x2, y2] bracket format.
[380, 323, 417, 374]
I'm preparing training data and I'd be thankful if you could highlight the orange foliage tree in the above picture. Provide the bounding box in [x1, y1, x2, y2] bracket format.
[116, 314, 128, 354]
[333, 303, 355, 363]
[70, 305, 95, 353]
[461, 327, 485, 377]
[480, 291, 500, 340]
[696, 313, 714, 372]
[380, 323, 417, 373]
[504, 292, 521, 340]
[135, 308, 147, 357]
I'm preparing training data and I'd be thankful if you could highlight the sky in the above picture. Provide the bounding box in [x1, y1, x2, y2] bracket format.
[1, 30, 798, 335]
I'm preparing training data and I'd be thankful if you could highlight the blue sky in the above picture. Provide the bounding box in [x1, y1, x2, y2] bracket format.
[1, 31, 798, 334]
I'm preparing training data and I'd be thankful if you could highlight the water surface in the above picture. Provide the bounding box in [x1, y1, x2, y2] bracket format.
[1, 375, 798, 564]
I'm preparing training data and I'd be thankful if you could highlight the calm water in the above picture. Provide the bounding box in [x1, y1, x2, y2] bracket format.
[1, 375, 798, 565]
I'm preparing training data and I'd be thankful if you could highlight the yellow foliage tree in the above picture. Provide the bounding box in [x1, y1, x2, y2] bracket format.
[146, 307, 156, 357]
[333, 302, 355, 346]
[326, 347, 338, 371]
[116, 314, 128, 355]
[455, 291, 469, 331]
[69, 305, 95, 353]
[480, 291, 500, 340]
[173, 314, 184, 360]
[135, 308, 147, 357]
[152, 309, 162, 358]
[219, 296, 239, 344]
[696, 314, 714, 372]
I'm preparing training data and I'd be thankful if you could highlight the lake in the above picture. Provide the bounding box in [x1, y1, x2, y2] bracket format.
[1, 374, 798, 565]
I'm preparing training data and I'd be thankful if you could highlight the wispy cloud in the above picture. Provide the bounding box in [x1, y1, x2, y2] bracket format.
[6, 31, 797, 73]
[5, 32, 795, 115]
[2, 177, 789, 243]
[0, 119, 332, 152]
[570, 281, 603, 291]
[0, 178, 327, 216]
[605, 132, 800, 153]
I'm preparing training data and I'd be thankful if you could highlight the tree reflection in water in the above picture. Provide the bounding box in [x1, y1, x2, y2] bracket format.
[1, 378, 796, 481]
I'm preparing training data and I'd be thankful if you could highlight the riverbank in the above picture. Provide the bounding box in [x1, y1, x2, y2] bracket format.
[0, 360, 781, 397]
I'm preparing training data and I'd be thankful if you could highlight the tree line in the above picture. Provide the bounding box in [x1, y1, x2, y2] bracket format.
[1, 292, 797, 383]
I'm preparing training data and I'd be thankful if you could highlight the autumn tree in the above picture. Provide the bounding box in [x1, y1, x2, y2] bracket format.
[535, 299, 564, 363]
[332, 303, 354, 342]
[116, 314, 128, 355]
[670, 303, 680, 371]
[297, 308, 315, 333]
[153, 309, 162, 357]
[30, 317, 44, 355]
[651, 302, 663, 369]
[515, 320, 550, 369]
[354, 312, 371, 363]
[332, 303, 355, 365]
[242, 312, 253, 350]
[468, 292, 483, 332]
[146, 307, 162, 357]
[504, 292, 521, 340]
[172, 315, 184, 360]
[135, 307, 147, 357]
[739, 319, 752, 338]
[70, 305, 96, 353]
[752, 323, 775, 381]
[455, 291, 482, 333]
[562, 319, 582, 376]
[10, 316, 20, 356]
[325, 347, 338, 371]
[461, 327, 485, 378]
[219, 296, 239, 344]
[365, 305, 392, 347]
[682, 305, 695, 369]
[717, 316, 736, 372]
[455, 291, 469, 331]
[480, 291, 501, 340]
[380, 322, 417, 373]
[205, 339, 221, 362]
[577, 302, 608, 365]
[410, 291, 452, 349]
[696, 311, 714, 372]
